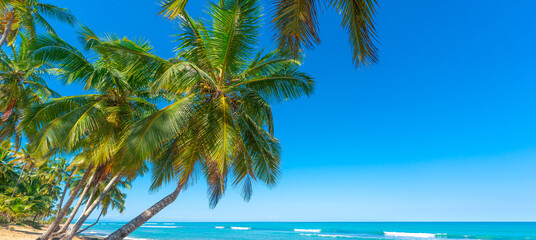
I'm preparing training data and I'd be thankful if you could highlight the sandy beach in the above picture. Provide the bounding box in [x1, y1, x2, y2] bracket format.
[0, 224, 88, 240]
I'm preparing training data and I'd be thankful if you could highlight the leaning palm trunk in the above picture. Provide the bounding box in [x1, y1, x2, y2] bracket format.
[11, 163, 27, 197]
[52, 171, 98, 238]
[38, 165, 94, 240]
[105, 183, 183, 240]
[81, 180, 99, 213]
[56, 169, 76, 216]
[0, 10, 15, 47]
[76, 209, 103, 235]
[63, 174, 122, 240]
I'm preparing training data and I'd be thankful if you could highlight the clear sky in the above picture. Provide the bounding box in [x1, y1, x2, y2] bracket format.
[47, 0, 536, 221]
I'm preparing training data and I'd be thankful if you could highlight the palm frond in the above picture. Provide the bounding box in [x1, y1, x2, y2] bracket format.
[208, 0, 261, 78]
[271, 0, 320, 56]
[159, 0, 189, 20]
[234, 69, 314, 103]
[331, 0, 378, 66]
[121, 95, 195, 164]
[35, 3, 76, 26]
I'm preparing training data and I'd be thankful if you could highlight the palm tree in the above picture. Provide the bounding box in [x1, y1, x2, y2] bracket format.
[0, 33, 59, 148]
[0, 0, 76, 46]
[23, 28, 161, 240]
[0, 153, 62, 224]
[0, 141, 17, 193]
[75, 177, 130, 235]
[159, 0, 378, 66]
[106, 0, 314, 238]
[8, 145, 39, 196]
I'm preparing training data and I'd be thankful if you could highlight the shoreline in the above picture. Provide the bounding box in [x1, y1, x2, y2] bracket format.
[0, 224, 95, 240]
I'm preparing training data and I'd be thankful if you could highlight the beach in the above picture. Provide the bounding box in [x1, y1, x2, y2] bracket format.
[0, 224, 88, 240]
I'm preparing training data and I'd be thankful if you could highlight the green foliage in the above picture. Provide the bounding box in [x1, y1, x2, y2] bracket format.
[1, 0, 316, 233]
[0, 34, 59, 148]
[24, 28, 161, 175]
[0, 0, 76, 45]
[0, 143, 67, 224]
[121, 0, 314, 208]
[160, 0, 378, 66]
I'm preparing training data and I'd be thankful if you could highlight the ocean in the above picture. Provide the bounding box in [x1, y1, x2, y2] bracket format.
[80, 222, 536, 240]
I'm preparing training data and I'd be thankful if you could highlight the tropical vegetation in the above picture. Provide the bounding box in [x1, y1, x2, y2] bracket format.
[160, 0, 379, 66]
[0, 0, 376, 239]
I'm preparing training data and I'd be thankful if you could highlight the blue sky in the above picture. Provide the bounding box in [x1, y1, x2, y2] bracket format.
[47, 0, 536, 221]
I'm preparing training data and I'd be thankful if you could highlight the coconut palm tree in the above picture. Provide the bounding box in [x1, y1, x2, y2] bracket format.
[106, 0, 314, 238]
[74, 177, 130, 235]
[0, 33, 59, 148]
[0, 0, 76, 46]
[0, 152, 63, 224]
[23, 28, 162, 240]
[0, 141, 17, 193]
[8, 144, 43, 196]
[159, 0, 378, 66]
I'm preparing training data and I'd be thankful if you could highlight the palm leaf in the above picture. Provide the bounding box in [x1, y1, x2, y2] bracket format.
[272, 0, 320, 55]
[121, 95, 195, 163]
[35, 3, 76, 26]
[331, 0, 378, 65]
[209, 0, 261, 78]
[159, 0, 189, 20]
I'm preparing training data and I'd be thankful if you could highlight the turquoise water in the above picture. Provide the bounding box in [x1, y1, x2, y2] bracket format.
[80, 222, 536, 240]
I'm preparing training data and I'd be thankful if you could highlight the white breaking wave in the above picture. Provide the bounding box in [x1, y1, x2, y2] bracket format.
[141, 226, 179, 228]
[124, 237, 153, 240]
[384, 231, 436, 238]
[215, 226, 225, 229]
[231, 226, 251, 230]
[294, 229, 322, 233]
[318, 234, 356, 238]
[81, 231, 108, 238]
[299, 233, 356, 238]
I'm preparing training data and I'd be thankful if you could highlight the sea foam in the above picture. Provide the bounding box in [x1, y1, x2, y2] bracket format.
[140, 226, 180, 228]
[294, 229, 322, 233]
[231, 226, 251, 230]
[215, 226, 225, 229]
[317, 234, 356, 238]
[384, 231, 436, 238]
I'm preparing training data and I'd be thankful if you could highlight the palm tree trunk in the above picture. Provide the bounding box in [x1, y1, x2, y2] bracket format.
[105, 183, 183, 240]
[52, 171, 98, 238]
[0, 10, 15, 47]
[56, 169, 76, 216]
[37, 165, 94, 240]
[32, 212, 39, 224]
[11, 162, 27, 197]
[81, 180, 99, 213]
[63, 174, 122, 240]
[76, 209, 103, 235]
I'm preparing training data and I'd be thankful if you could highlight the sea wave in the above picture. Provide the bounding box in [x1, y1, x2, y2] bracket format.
[80, 231, 108, 238]
[140, 226, 180, 228]
[231, 226, 251, 230]
[299, 233, 357, 238]
[384, 231, 437, 238]
[318, 234, 356, 238]
[215, 226, 225, 229]
[294, 229, 322, 233]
